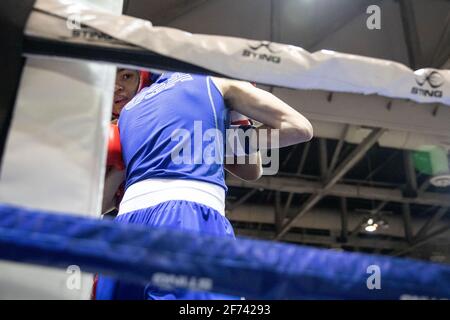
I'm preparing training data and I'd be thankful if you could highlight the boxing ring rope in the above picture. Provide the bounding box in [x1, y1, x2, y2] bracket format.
[27, 0, 450, 106]
[1, 0, 450, 299]
[1, 203, 450, 299]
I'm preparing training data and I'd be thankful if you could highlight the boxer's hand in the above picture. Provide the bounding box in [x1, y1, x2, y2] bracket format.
[225, 111, 262, 181]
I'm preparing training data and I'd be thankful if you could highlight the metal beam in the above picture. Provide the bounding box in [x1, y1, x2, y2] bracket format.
[226, 176, 450, 208]
[283, 142, 311, 215]
[228, 189, 258, 211]
[364, 150, 400, 182]
[281, 144, 298, 168]
[373, 201, 388, 214]
[414, 207, 448, 242]
[441, 56, 450, 69]
[402, 203, 414, 244]
[234, 228, 404, 252]
[319, 138, 328, 180]
[348, 217, 367, 237]
[306, 2, 372, 51]
[228, 201, 450, 256]
[275, 191, 283, 232]
[393, 224, 450, 257]
[418, 178, 430, 193]
[275, 128, 386, 240]
[399, 0, 424, 69]
[340, 198, 348, 242]
[403, 150, 418, 197]
[327, 125, 350, 178]
[430, 12, 450, 68]
[324, 129, 386, 189]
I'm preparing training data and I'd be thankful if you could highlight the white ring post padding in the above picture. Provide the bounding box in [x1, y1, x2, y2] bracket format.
[0, 0, 123, 300]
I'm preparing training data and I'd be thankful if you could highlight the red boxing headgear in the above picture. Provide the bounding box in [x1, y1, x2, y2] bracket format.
[112, 70, 154, 120]
[137, 71, 152, 92]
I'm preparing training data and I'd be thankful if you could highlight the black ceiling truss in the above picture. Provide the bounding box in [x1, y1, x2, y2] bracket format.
[227, 133, 450, 260]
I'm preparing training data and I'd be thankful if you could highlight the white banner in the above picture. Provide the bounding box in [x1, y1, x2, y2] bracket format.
[28, 0, 450, 106]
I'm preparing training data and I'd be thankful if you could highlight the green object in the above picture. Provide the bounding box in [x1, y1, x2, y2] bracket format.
[412, 146, 449, 176]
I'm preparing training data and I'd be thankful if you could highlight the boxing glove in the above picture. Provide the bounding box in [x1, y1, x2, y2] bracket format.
[227, 111, 257, 157]
[106, 123, 125, 170]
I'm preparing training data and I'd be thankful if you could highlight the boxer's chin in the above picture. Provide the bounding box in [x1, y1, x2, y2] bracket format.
[113, 101, 127, 116]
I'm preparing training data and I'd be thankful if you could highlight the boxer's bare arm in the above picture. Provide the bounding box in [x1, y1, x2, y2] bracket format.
[212, 77, 313, 148]
[224, 152, 262, 181]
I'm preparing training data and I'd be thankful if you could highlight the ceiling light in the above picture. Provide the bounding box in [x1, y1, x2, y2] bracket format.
[365, 224, 378, 232]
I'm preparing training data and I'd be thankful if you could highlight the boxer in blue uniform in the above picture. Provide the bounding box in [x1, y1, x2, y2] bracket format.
[96, 72, 313, 300]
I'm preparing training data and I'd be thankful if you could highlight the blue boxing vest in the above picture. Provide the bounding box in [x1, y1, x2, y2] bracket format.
[118, 72, 229, 192]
